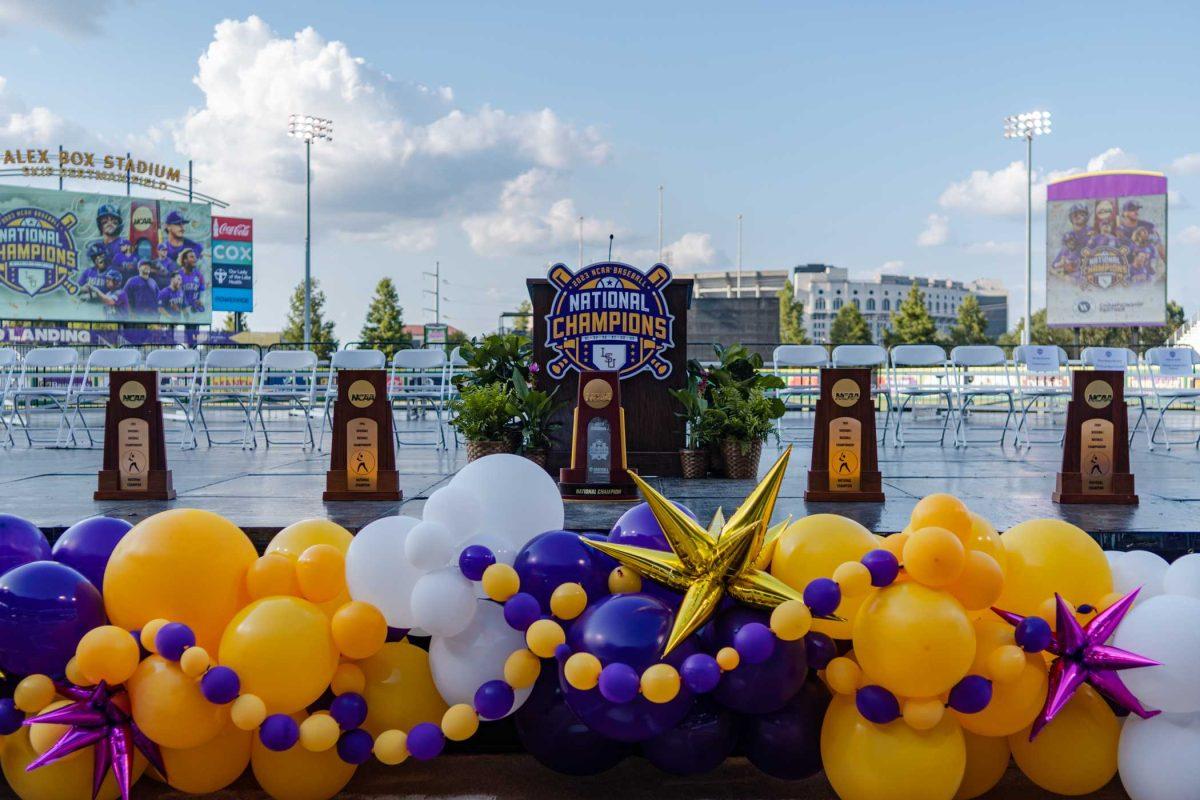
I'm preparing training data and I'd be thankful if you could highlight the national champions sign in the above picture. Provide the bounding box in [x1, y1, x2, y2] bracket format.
[544, 261, 675, 380]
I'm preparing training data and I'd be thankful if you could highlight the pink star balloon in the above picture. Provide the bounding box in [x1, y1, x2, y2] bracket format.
[23, 681, 165, 800]
[993, 589, 1160, 740]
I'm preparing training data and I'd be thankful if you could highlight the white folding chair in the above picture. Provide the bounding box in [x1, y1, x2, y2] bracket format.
[1143, 346, 1200, 450]
[318, 349, 386, 451]
[949, 345, 1015, 447]
[253, 350, 319, 448]
[66, 348, 142, 447]
[831, 344, 892, 445]
[144, 348, 201, 449]
[195, 348, 260, 448]
[389, 348, 448, 450]
[888, 344, 952, 447]
[7, 347, 79, 447]
[0, 348, 20, 447]
[1013, 345, 1071, 447]
[772, 345, 827, 443]
[1080, 347, 1149, 448]
[445, 345, 471, 448]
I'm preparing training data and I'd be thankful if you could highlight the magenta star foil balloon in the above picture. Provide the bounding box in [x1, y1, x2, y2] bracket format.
[993, 588, 1160, 740]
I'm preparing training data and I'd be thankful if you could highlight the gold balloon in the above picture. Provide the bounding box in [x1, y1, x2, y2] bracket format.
[996, 519, 1112, 618]
[266, 520, 354, 616]
[821, 694, 966, 800]
[2, 725, 147, 800]
[772, 513, 878, 638]
[359, 641, 450, 737]
[965, 512, 1006, 572]
[1009, 685, 1119, 796]
[127, 655, 228, 750]
[955, 731, 1011, 800]
[954, 618, 1048, 738]
[251, 717, 356, 800]
[160, 717, 252, 794]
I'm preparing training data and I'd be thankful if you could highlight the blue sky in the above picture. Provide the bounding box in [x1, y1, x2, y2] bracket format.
[2, 0, 1198, 338]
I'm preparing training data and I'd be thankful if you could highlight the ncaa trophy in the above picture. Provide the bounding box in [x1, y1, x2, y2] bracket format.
[558, 371, 638, 501]
[95, 370, 176, 500]
[1053, 369, 1137, 504]
[323, 369, 402, 501]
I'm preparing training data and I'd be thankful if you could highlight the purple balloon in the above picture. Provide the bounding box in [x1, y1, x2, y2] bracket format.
[733, 622, 775, 665]
[474, 680, 515, 720]
[561, 593, 697, 742]
[856, 685, 901, 724]
[330, 692, 367, 730]
[515, 664, 629, 775]
[457, 545, 495, 581]
[503, 593, 542, 631]
[804, 631, 837, 670]
[0, 515, 49, 578]
[948, 675, 992, 714]
[803, 578, 841, 618]
[680, 653, 722, 694]
[1015, 616, 1053, 653]
[50, 516, 132, 590]
[607, 503, 695, 610]
[155, 622, 195, 661]
[514, 531, 608, 612]
[741, 679, 830, 779]
[260, 715, 299, 751]
[0, 699, 24, 735]
[597, 663, 640, 704]
[200, 666, 240, 705]
[406, 722, 445, 760]
[336, 729, 374, 764]
[861, 549, 900, 587]
[641, 697, 737, 775]
[0, 560, 104, 677]
[709, 607, 807, 715]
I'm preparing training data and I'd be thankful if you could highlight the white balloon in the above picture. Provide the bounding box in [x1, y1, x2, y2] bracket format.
[346, 515, 421, 629]
[1164, 554, 1200, 600]
[1106, 550, 1125, 571]
[422, 485, 485, 545]
[404, 520, 454, 570]
[1114, 594, 1200, 714]
[450, 454, 564, 554]
[429, 599, 532, 717]
[410, 568, 478, 638]
[1119, 711, 1200, 800]
[1112, 550, 1169, 603]
[459, 530, 517, 567]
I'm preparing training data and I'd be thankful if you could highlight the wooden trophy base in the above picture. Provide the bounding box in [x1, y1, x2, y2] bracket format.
[323, 470, 402, 502]
[95, 469, 176, 501]
[559, 468, 639, 502]
[804, 471, 885, 503]
[1053, 472, 1138, 505]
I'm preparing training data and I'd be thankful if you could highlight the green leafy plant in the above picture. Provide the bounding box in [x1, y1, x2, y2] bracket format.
[448, 383, 518, 442]
[706, 385, 785, 453]
[686, 343, 785, 402]
[512, 368, 566, 452]
[455, 333, 533, 391]
[669, 372, 720, 449]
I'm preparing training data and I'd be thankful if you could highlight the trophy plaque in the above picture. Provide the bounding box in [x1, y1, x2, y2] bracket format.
[95, 370, 175, 500]
[805, 368, 884, 502]
[559, 371, 638, 501]
[1053, 369, 1137, 505]
[323, 370, 402, 501]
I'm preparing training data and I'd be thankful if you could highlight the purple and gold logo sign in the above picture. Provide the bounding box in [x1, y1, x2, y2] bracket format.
[544, 261, 674, 380]
[0, 207, 78, 297]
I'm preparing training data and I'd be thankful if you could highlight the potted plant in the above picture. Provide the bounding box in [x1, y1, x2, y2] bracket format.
[449, 383, 518, 461]
[454, 333, 533, 392]
[708, 385, 785, 478]
[669, 372, 715, 478]
[512, 365, 566, 469]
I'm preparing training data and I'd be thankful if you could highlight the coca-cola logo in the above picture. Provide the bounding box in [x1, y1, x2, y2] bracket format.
[212, 217, 252, 240]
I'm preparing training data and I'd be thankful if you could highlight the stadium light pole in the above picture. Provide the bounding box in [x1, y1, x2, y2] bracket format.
[1004, 110, 1051, 345]
[658, 185, 664, 262]
[287, 114, 333, 344]
[736, 213, 743, 297]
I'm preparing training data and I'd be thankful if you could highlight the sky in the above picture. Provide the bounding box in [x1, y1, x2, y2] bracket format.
[1, 0, 1199, 340]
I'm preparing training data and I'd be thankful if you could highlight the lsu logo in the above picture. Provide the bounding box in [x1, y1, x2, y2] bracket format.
[0, 207, 79, 297]
[544, 261, 674, 380]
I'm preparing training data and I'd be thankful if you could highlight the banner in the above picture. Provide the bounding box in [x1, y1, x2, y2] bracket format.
[211, 216, 253, 313]
[1046, 171, 1167, 328]
[0, 184, 211, 324]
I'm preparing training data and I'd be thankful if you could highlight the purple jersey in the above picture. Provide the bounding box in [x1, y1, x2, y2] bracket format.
[158, 287, 185, 315]
[103, 290, 129, 319]
[102, 237, 132, 267]
[179, 269, 206, 309]
[164, 237, 203, 266]
[123, 275, 160, 314]
[77, 266, 107, 295]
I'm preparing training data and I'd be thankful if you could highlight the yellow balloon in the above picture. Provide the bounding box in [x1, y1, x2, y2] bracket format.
[853, 582, 976, 698]
[996, 519, 1112, 618]
[947, 551, 1005, 612]
[910, 493, 973, 542]
[28, 700, 75, 759]
[821, 694, 966, 800]
[76, 625, 140, 686]
[903, 527, 966, 588]
[1009, 685, 1119, 796]
[771, 514, 878, 638]
[251, 717, 356, 800]
[127, 655, 228, 750]
[955, 731, 1011, 800]
[219, 596, 339, 714]
[330, 601, 387, 660]
[266, 519, 354, 616]
[247, 554, 301, 600]
[14, 674, 56, 714]
[358, 641, 449, 738]
[954, 618, 1047, 737]
[104, 509, 257, 653]
[160, 717, 252, 794]
[965, 513, 1006, 572]
[2, 725, 146, 800]
[296, 544, 346, 604]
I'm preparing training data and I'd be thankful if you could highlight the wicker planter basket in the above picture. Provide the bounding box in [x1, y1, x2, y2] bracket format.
[523, 450, 549, 470]
[680, 449, 708, 479]
[720, 438, 763, 479]
[466, 439, 513, 462]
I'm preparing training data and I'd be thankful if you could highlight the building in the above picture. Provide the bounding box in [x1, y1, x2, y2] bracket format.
[967, 278, 1010, 339]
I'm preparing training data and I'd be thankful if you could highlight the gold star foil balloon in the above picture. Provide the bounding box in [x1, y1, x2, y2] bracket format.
[584, 446, 805, 655]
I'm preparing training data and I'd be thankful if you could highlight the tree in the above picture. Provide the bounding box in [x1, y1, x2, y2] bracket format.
[220, 313, 248, 333]
[359, 277, 411, 359]
[777, 283, 810, 344]
[514, 299, 533, 334]
[948, 294, 992, 346]
[282, 279, 338, 359]
[829, 303, 872, 345]
[998, 302, 1188, 350]
[885, 285, 938, 346]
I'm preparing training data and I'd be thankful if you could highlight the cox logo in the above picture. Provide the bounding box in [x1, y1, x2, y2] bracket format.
[213, 242, 252, 265]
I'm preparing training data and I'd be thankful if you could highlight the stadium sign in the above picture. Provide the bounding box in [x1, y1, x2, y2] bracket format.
[4, 147, 184, 191]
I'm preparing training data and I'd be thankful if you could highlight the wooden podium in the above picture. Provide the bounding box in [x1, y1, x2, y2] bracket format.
[805, 368, 884, 502]
[95, 370, 175, 500]
[1053, 370, 1137, 505]
[323, 370, 402, 501]
[558, 371, 638, 501]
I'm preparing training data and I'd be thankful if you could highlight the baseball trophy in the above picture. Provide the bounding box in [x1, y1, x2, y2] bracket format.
[1053, 369, 1137, 504]
[805, 367, 884, 502]
[95, 370, 175, 500]
[558, 371, 638, 501]
[323, 369, 402, 501]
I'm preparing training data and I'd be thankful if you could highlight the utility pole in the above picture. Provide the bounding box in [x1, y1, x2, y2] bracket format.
[423, 261, 442, 324]
[658, 184, 664, 262]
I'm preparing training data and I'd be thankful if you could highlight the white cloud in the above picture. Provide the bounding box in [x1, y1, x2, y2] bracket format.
[1173, 153, 1200, 175]
[964, 240, 1022, 256]
[0, 77, 86, 141]
[917, 213, 949, 247]
[1180, 225, 1200, 245]
[0, 0, 123, 37]
[879, 260, 905, 272]
[618, 233, 717, 270]
[1086, 147, 1139, 172]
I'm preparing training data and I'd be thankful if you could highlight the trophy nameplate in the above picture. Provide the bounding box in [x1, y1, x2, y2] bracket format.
[1054, 370, 1137, 504]
[559, 371, 638, 501]
[95, 371, 175, 500]
[806, 368, 884, 502]
[324, 370, 401, 501]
